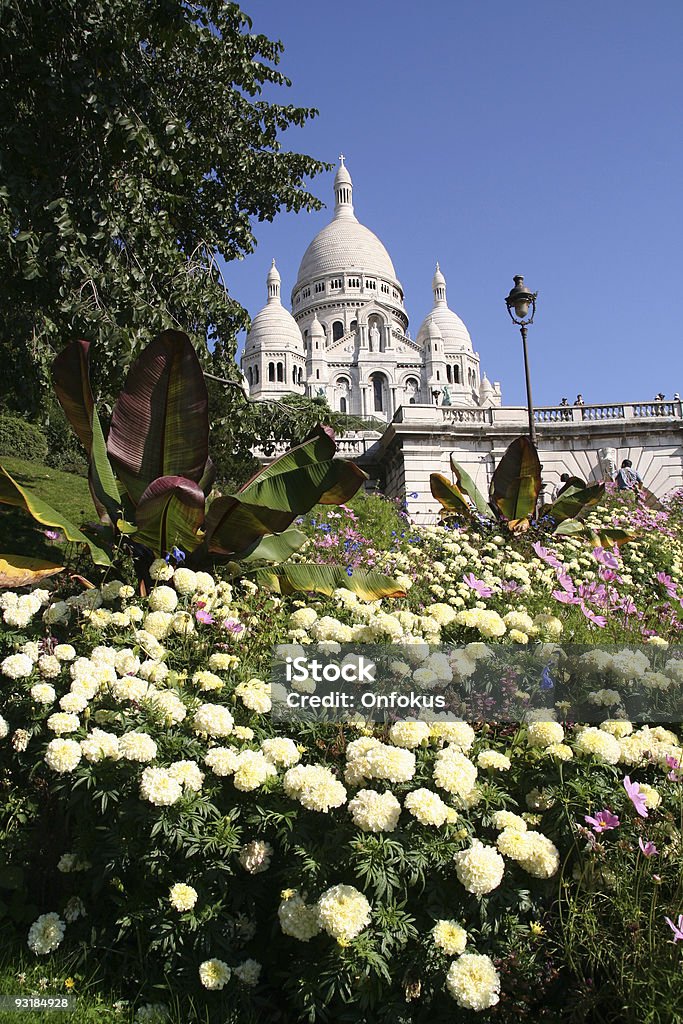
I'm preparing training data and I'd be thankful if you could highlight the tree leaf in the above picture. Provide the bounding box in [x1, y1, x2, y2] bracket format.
[255, 564, 407, 600]
[548, 482, 605, 524]
[449, 455, 492, 516]
[490, 437, 542, 522]
[0, 466, 110, 565]
[133, 476, 206, 556]
[430, 474, 473, 516]
[0, 555, 64, 589]
[107, 331, 209, 505]
[238, 529, 308, 564]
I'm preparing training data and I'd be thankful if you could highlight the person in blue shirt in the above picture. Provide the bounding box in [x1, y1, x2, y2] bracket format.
[615, 459, 642, 491]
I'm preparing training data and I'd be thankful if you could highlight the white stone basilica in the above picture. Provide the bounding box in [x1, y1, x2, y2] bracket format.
[241, 157, 501, 419]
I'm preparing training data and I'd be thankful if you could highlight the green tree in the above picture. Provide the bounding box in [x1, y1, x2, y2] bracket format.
[0, 0, 328, 415]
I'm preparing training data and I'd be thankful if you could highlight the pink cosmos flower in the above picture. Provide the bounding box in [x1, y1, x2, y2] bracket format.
[665, 754, 682, 782]
[592, 547, 619, 570]
[656, 572, 678, 598]
[222, 618, 244, 634]
[638, 838, 658, 857]
[580, 605, 607, 628]
[195, 609, 214, 625]
[664, 914, 683, 942]
[463, 573, 493, 598]
[532, 542, 562, 569]
[623, 776, 649, 818]
[584, 809, 620, 833]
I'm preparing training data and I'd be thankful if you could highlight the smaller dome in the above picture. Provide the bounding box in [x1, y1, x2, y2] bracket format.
[479, 374, 494, 398]
[425, 317, 442, 341]
[310, 314, 325, 339]
[334, 154, 352, 188]
[432, 262, 446, 289]
[417, 264, 473, 351]
[245, 262, 303, 353]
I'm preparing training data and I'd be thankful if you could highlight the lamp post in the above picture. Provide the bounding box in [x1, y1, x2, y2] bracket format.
[505, 275, 538, 445]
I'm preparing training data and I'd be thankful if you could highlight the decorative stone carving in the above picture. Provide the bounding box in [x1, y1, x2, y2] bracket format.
[598, 446, 618, 481]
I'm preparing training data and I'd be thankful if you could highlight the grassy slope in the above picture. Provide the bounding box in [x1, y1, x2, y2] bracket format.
[0, 458, 93, 560]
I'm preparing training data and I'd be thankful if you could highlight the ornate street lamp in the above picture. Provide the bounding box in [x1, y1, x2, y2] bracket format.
[505, 275, 538, 445]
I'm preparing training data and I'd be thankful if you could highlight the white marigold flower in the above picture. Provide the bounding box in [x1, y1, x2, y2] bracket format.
[517, 832, 560, 878]
[288, 608, 318, 630]
[239, 840, 273, 873]
[283, 763, 347, 812]
[12, 729, 29, 752]
[143, 611, 173, 640]
[430, 721, 475, 751]
[80, 729, 120, 763]
[27, 912, 65, 955]
[477, 750, 511, 771]
[600, 719, 634, 738]
[31, 683, 56, 705]
[194, 571, 216, 594]
[533, 613, 563, 638]
[545, 742, 574, 761]
[149, 559, 174, 581]
[198, 958, 231, 990]
[139, 767, 183, 806]
[433, 747, 478, 799]
[47, 712, 80, 735]
[232, 751, 277, 792]
[192, 670, 224, 692]
[114, 649, 141, 677]
[63, 896, 86, 923]
[363, 744, 416, 784]
[446, 953, 500, 1011]
[260, 737, 301, 768]
[204, 746, 240, 776]
[491, 810, 527, 832]
[170, 611, 194, 635]
[208, 652, 239, 671]
[496, 827, 534, 860]
[278, 892, 321, 941]
[2, 653, 34, 679]
[235, 679, 272, 713]
[638, 783, 661, 810]
[527, 720, 565, 748]
[148, 690, 186, 725]
[573, 726, 621, 764]
[432, 920, 467, 956]
[37, 654, 61, 678]
[173, 568, 197, 595]
[20, 640, 41, 661]
[168, 883, 198, 911]
[233, 959, 261, 987]
[193, 703, 234, 738]
[101, 579, 126, 602]
[138, 660, 170, 685]
[453, 840, 505, 895]
[348, 789, 402, 832]
[389, 721, 431, 749]
[111, 677, 151, 703]
[119, 731, 158, 762]
[168, 760, 204, 792]
[45, 738, 82, 773]
[316, 884, 371, 942]
[404, 787, 453, 827]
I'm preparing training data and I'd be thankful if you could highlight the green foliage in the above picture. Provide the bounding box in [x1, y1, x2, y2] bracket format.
[0, 0, 328, 416]
[0, 415, 48, 464]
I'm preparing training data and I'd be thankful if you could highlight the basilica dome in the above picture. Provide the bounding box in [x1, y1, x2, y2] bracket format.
[245, 261, 303, 352]
[294, 157, 400, 288]
[416, 264, 473, 351]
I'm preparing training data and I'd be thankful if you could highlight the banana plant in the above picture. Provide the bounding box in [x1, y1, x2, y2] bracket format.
[430, 437, 631, 545]
[0, 331, 405, 598]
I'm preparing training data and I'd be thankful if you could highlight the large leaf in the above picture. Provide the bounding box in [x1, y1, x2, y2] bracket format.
[449, 455, 493, 516]
[134, 476, 206, 556]
[430, 474, 474, 517]
[0, 466, 110, 565]
[198, 457, 216, 498]
[107, 331, 209, 505]
[236, 432, 366, 508]
[89, 407, 123, 523]
[553, 521, 635, 547]
[238, 529, 308, 564]
[51, 340, 95, 454]
[490, 437, 542, 522]
[205, 496, 299, 556]
[0, 555, 64, 589]
[548, 482, 605, 524]
[255, 563, 407, 600]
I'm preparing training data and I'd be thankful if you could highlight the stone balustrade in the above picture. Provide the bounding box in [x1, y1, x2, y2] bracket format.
[394, 400, 683, 427]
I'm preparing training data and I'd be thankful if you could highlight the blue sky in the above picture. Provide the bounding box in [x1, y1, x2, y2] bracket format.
[221, 0, 682, 406]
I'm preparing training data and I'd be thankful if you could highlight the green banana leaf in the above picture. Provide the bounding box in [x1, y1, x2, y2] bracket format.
[430, 474, 474, 516]
[490, 437, 542, 522]
[449, 454, 493, 516]
[134, 476, 206, 556]
[0, 466, 110, 565]
[553, 520, 635, 547]
[51, 339, 95, 454]
[107, 331, 209, 505]
[89, 407, 123, 523]
[238, 529, 308, 564]
[547, 482, 605, 524]
[204, 496, 299, 556]
[255, 563, 407, 600]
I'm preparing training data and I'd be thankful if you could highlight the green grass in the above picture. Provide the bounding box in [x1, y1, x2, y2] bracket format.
[0, 458, 93, 561]
[0, 949, 125, 1023]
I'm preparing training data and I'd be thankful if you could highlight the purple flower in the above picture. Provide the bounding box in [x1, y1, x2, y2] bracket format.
[664, 914, 683, 942]
[665, 754, 682, 782]
[44, 529, 63, 542]
[584, 809, 620, 833]
[463, 573, 492, 598]
[580, 604, 607, 628]
[532, 542, 562, 569]
[592, 547, 619, 570]
[195, 609, 214, 625]
[638, 838, 658, 857]
[656, 572, 678, 598]
[552, 590, 580, 605]
[222, 618, 244, 634]
[501, 580, 521, 593]
[623, 776, 649, 818]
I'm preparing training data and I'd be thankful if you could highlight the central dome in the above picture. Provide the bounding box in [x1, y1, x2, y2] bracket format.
[295, 157, 399, 287]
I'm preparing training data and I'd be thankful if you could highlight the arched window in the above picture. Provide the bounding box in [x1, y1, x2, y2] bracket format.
[370, 372, 386, 413]
[298, 367, 303, 384]
[277, 362, 284, 382]
[292, 367, 297, 384]
[268, 362, 275, 382]
[254, 365, 259, 384]
[446, 365, 452, 384]
[340, 397, 347, 413]
[436, 370, 440, 381]
[350, 319, 357, 332]
[247, 366, 253, 385]
[453, 365, 460, 384]
[332, 321, 344, 342]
